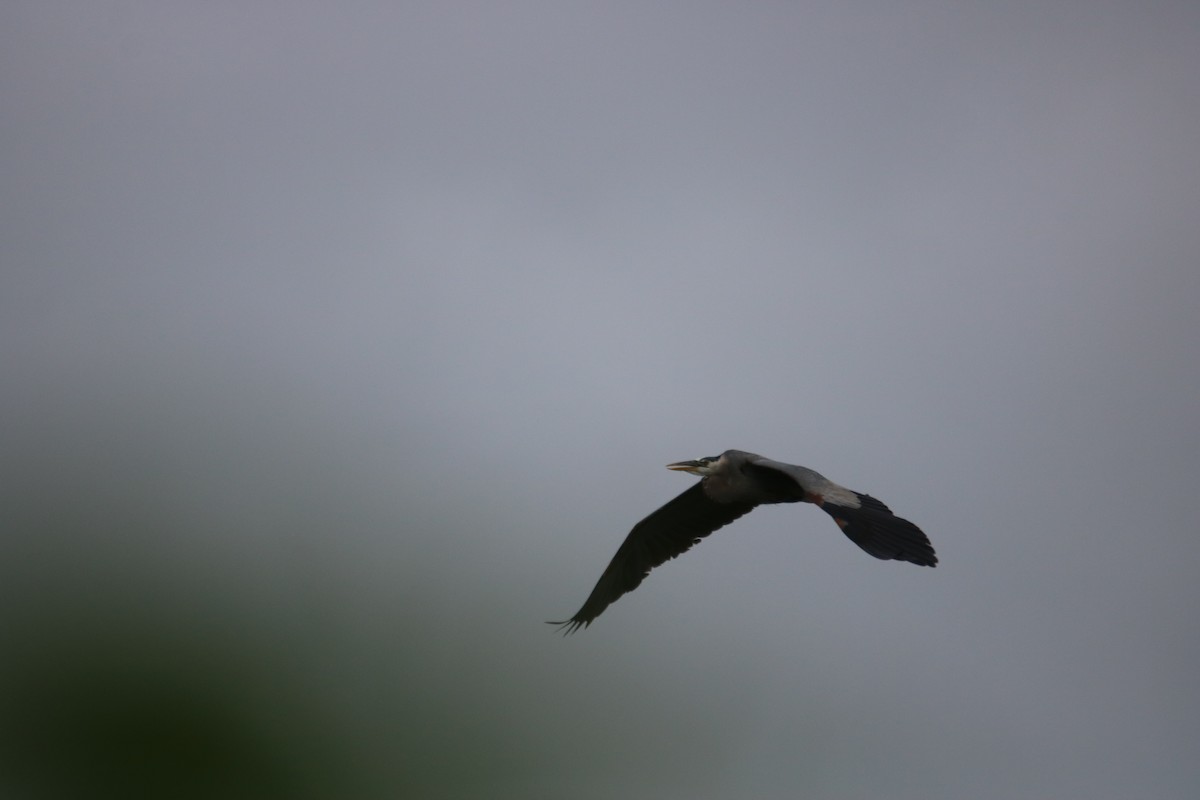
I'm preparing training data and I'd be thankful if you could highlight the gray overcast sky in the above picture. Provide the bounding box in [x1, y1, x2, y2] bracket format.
[3, 2, 1198, 798]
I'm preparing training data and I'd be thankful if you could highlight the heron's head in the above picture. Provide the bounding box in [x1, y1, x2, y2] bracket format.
[666, 455, 721, 477]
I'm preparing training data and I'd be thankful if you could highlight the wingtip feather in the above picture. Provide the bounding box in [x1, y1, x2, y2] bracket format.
[546, 618, 587, 635]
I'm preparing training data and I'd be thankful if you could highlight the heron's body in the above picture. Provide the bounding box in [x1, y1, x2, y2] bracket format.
[551, 449, 936, 633]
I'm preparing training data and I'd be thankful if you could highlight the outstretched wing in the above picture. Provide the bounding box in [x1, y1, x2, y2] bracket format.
[820, 492, 938, 567]
[745, 459, 937, 568]
[550, 483, 756, 633]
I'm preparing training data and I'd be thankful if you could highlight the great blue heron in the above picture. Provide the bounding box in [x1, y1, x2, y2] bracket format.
[551, 449, 936, 633]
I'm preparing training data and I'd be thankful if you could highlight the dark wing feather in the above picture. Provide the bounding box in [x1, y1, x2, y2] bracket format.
[550, 483, 756, 633]
[821, 492, 938, 567]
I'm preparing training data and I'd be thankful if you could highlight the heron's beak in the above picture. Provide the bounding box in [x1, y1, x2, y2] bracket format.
[666, 460, 709, 476]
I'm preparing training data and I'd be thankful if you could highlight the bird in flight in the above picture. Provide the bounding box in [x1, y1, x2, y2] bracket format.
[551, 449, 936, 633]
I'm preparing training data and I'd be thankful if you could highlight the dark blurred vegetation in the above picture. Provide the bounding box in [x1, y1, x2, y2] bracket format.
[0, 401, 549, 799]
